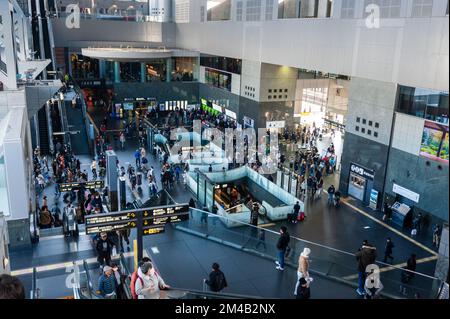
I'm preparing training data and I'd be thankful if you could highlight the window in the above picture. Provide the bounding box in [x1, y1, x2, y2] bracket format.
[397, 85, 449, 125]
[361, 128, 366, 133]
[375, 122, 380, 128]
[269, 89, 272, 93]
[279, 95, 282, 99]
[268, 95, 272, 99]
[284, 89, 288, 92]
[362, 119, 367, 124]
[246, 0, 262, 21]
[369, 121, 373, 126]
[356, 117, 361, 123]
[412, 0, 433, 17]
[341, 0, 355, 18]
[374, 132, 378, 137]
[274, 89, 277, 93]
[208, 0, 232, 21]
[355, 126, 360, 131]
[285, 95, 288, 99]
[236, 1, 243, 21]
[368, 130, 372, 135]
[265, 0, 274, 20]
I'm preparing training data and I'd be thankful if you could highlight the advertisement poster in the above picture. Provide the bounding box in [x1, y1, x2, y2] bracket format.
[420, 120, 449, 164]
[369, 189, 378, 210]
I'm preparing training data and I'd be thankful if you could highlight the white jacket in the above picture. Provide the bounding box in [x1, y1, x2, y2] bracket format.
[135, 267, 166, 299]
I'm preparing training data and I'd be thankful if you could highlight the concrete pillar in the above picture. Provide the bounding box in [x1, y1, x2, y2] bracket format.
[166, 58, 173, 82]
[106, 150, 119, 212]
[141, 63, 146, 83]
[435, 224, 449, 281]
[114, 61, 121, 83]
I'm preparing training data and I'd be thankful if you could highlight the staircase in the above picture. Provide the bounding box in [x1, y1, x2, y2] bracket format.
[37, 107, 50, 155]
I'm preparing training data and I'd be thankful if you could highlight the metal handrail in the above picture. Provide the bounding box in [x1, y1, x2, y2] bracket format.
[30, 267, 37, 299]
[83, 260, 93, 299]
[189, 207, 439, 281]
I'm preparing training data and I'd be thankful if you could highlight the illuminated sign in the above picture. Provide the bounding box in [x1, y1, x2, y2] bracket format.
[143, 214, 189, 226]
[59, 180, 104, 192]
[143, 227, 165, 236]
[85, 212, 136, 226]
[86, 222, 134, 234]
[142, 204, 189, 219]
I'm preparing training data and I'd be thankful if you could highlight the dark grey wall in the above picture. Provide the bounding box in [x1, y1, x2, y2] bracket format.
[339, 132, 389, 203]
[113, 82, 199, 104]
[385, 148, 449, 222]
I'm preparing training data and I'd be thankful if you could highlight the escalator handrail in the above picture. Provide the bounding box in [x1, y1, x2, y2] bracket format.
[31, 267, 37, 299]
[163, 286, 263, 299]
[119, 253, 133, 299]
[83, 260, 93, 299]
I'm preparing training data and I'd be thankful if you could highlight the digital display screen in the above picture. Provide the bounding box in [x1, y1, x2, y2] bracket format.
[86, 222, 134, 234]
[144, 214, 189, 226]
[143, 227, 165, 236]
[59, 180, 104, 192]
[143, 204, 189, 219]
[85, 212, 136, 226]
[123, 103, 134, 110]
[420, 120, 449, 164]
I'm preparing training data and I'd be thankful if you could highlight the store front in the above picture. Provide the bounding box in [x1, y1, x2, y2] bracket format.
[348, 162, 375, 204]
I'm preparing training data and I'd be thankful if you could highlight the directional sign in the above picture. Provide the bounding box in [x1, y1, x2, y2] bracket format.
[86, 222, 133, 234]
[143, 204, 190, 219]
[144, 214, 189, 226]
[59, 180, 104, 192]
[143, 226, 165, 236]
[85, 212, 136, 226]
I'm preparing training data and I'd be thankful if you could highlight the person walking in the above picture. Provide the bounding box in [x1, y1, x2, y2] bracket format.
[400, 254, 417, 296]
[433, 224, 442, 248]
[204, 263, 228, 292]
[96, 232, 115, 268]
[327, 185, 335, 205]
[98, 266, 117, 299]
[294, 248, 311, 296]
[275, 226, 290, 271]
[383, 238, 395, 263]
[135, 262, 169, 299]
[295, 277, 311, 299]
[134, 149, 141, 168]
[355, 240, 377, 296]
[119, 132, 126, 150]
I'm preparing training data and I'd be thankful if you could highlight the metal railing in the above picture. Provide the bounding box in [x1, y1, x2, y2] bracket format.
[174, 208, 443, 299]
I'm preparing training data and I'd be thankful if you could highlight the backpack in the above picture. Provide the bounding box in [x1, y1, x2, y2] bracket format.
[298, 212, 305, 222]
[212, 272, 227, 292]
[130, 272, 144, 299]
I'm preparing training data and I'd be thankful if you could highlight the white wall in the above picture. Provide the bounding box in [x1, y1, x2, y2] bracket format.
[391, 112, 425, 156]
[259, 63, 298, 102]
[175, 16, 449, 91]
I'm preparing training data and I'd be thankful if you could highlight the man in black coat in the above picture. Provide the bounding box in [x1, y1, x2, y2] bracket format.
[204, 263, 228, 292]
[355, 240, 377, 296]
[96, 232, 115, 268]
[275, 226, 290, 271]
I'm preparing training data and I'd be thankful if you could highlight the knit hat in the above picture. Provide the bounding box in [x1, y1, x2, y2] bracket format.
[301, 247, 311, 258]
[140, 262, 153, 274]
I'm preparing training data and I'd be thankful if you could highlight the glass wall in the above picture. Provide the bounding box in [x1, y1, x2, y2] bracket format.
[278, 0, 333, 19]
[104, 60, 115, 83]
[200, 54, 242, 74]
[70, 54, 99, 79]
[205, 68, 232, 92]
[172, 57, 197, 82]
[397, 86, 449, 125]
[120, 62, 141, 82]
[144, 60, 166, 82]
[0, 156, 9, 216]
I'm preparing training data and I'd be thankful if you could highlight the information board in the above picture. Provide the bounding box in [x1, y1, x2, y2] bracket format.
[143, 226, 165, 236]
[142, 204, 190, 219]
[59, 180, 104, 192]
[144, 213, 189, 226]
[86, 222, 135, 234]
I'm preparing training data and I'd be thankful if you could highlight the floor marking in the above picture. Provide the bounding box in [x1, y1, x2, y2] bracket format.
[151, 247, 160, 254]
[258, 223, 276, 228]
[11, 252, 134, 276]
[342, 255, 438, 280]
[341, 198, 438, 257]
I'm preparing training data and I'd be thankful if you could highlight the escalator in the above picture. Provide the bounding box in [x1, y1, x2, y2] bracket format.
[64, 99, 90, 155]
[37, 107, 50, 155]
[50, 100, 64, 148]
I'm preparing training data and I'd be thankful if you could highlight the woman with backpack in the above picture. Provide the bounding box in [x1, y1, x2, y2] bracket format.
[135, 262, 169, 299]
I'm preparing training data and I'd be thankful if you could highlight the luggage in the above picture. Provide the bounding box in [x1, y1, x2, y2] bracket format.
[298, 212, 305, 222]
[411, 229, 417, 236]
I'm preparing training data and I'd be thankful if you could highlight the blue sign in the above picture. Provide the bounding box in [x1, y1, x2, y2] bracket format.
[369, 189, 378, 209]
